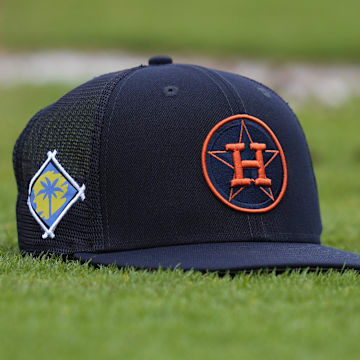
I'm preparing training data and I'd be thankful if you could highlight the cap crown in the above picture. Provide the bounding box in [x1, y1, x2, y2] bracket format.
[14, 63, 322, 255]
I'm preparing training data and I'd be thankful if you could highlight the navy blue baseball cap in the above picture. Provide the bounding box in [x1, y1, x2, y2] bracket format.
[13, 55, 360, 271]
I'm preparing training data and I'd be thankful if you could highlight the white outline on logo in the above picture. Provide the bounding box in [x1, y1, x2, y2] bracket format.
[27, 150, 86, 239]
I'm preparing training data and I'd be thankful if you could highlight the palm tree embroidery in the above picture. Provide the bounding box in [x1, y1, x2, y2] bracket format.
[37, 177, 64, 218]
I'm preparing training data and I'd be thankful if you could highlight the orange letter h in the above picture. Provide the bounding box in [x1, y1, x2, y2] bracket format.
[225, 142, 271, 187]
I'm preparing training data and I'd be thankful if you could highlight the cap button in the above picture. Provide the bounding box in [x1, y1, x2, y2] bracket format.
[148, 55, 173, 66]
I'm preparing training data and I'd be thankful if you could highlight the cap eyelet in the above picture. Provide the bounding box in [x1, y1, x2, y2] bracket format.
[164, 85, 179, 97]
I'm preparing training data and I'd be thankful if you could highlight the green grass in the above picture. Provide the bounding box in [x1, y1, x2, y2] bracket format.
[2, 0, 360, 61]
[1, 85, 360, 359]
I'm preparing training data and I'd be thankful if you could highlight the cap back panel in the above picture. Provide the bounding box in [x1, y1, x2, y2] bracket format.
[13, 67, 141, 254]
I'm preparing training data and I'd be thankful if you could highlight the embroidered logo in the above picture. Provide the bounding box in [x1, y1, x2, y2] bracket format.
[27, 150, 85, 239]
[202, 114, 287, 213]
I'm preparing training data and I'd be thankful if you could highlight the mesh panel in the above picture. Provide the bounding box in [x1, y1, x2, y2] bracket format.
[13, 67, 142, 255]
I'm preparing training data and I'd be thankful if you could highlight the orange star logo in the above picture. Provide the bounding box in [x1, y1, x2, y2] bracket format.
[202, 114, 287, 213]
[208, 119, 279, 202]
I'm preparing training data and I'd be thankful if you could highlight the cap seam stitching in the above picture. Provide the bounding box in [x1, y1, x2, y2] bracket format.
[181, 65, 256, 240]
[103, 67, 146, 249]
[179, 64, 235, 115]
[198, 66, 261, 241]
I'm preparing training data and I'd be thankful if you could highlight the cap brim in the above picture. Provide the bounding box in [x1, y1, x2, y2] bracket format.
[73, 242, 360, 272]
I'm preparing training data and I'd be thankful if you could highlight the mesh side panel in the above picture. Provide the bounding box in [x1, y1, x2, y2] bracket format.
[13, 67, 142, 255]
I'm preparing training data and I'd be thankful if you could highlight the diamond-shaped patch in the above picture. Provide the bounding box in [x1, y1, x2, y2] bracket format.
[27, 150, 85, 239]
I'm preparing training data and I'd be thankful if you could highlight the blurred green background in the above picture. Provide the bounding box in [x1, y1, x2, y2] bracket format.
[2, 0, 360, 61]
[1, 1, 360, 360]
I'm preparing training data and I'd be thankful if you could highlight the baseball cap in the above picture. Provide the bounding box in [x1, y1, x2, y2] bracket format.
[13, 55, 360, 271]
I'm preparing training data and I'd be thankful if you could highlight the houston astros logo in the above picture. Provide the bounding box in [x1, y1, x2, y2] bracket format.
[202, 114, 287, 213]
